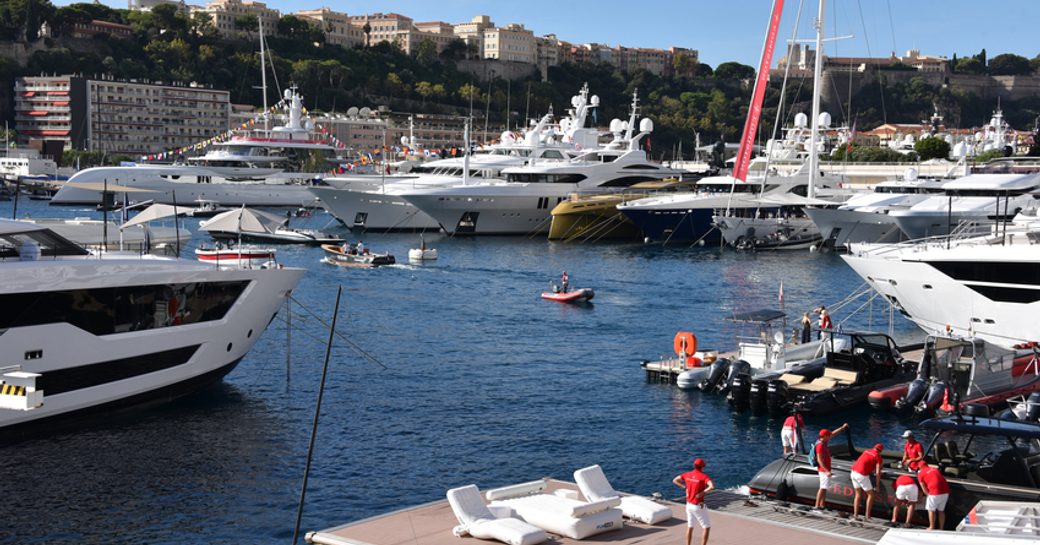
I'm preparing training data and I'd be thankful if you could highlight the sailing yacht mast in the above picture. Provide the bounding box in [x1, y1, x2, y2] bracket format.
[807, 0, 826, 199]
[259, 16, 269, 132]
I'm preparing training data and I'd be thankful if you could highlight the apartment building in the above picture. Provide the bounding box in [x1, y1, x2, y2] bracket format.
[452, 15, 494, 56]
[483, 23, 536, 64]
[777, 45, 949, 75]
[295, 7, 364, 47]
[201, 0, 279, 38]
[15, 76, 230, 155]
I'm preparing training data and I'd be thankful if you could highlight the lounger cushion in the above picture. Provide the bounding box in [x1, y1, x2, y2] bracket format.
[574, 465, 671, 524]
[485, 480, 547, 502]
[490, 494, 623, 540]
[447, 485, 549, 545]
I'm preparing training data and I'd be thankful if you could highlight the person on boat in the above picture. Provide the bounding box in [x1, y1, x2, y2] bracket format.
[890, 473, 920, 527]
[780, 411, 805, 456]
[850, 443, 885, 521]
[901, 430, 924, 471]
[561, 271, 569, 293]
[673, 458, 714, 545]
[917, 462, 950, 530]
[813, 423, 849, 510]
[357, 240, 366, 255]
[801, 312, 813, 344]
[341, 241, 350, 254]
[815, 306, 833, 341]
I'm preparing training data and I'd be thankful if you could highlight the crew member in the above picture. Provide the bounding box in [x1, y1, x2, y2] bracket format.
[814, 423, 849, 510]
[891, 473, 919, 526]
[801, 312, 813, 344]
[673, 458, 714, 545]
[901, 430, 924, 471]
[561, 271, 569, 293]
[780, 411, 805, 456]
[816, 306, 833, 340]
[917, 462, 950, 530]
[850, 443, 885, 520]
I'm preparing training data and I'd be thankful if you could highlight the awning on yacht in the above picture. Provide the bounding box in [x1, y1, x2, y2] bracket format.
[751, 193, 836, 206]
[199, 207, 287, 235]
[121, 203, 186, 230]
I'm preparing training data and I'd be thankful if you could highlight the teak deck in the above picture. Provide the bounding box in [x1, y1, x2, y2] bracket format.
[306, 480, 887, 545]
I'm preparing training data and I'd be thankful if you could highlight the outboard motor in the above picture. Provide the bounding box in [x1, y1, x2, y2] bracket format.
[725, 360, 751, 389]
[895, 378, 928, 412]
[1027, 392, 1040, 421]
[766, 380, 788, 415]
[727, 373, 752, 410]
[916, 381, 947, 416]
[698, 358, 731, 392]
[749, 378, 769, 414]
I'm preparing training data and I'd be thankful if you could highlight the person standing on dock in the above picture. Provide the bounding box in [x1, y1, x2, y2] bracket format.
[813, 423, 848, 510]
[890, 473, 919, 527]
[801, 312, 813, 344]
[901, 430, 924, 471]
[850, 443, 885, 521]
[780, 411, 805, 455]
[917, 462, 950, 530]
[673, 458, 714, 545]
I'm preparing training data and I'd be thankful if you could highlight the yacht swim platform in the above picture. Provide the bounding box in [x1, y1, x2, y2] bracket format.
[306, 479, 885, 545]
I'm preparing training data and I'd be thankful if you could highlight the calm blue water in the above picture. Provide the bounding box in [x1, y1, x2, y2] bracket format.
[1, 198, 923, 544]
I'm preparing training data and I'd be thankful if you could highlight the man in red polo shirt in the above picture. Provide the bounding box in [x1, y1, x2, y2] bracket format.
[814, 423, 849, 509]
[850, 443, 885, 520]
[673, 458, 715, 545]
[890, 473, 920, 526]
[917, 462, 950, 530]
[901, 430, 924, 470]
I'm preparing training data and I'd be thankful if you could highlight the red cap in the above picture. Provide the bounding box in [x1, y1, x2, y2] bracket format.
[874, 443, 884, 451]
[693, 458, 705, 469]
[819, 429, 830, 438]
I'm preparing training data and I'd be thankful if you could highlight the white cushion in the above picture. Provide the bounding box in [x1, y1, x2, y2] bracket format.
[490, 494, 623, 540]
[447, 485, 548, 545]
[568, 498, 620, 518]
[574, 465, 671, 525]
[485, 480, 547, 501]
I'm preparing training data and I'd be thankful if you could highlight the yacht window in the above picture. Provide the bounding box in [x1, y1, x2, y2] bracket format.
[600, 176, 659, 188]
[541, 150, 564, 159]
[622, 164, 659, 170]
[0, 229, 89, 258]
[0, 280, 249, 335]
[37, 345, 200, 396]
[506, 173, 588, 184]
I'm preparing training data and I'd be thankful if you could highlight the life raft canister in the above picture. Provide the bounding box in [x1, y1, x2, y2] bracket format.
[674, 331, 697, 357]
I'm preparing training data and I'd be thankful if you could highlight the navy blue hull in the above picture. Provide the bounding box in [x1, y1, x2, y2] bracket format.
[619, 208, 720, 243]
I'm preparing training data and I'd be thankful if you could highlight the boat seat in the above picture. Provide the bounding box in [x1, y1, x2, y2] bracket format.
[822, 367, 858, 385]
[790, 377, 839, 392]
[778, 374, 807, 387]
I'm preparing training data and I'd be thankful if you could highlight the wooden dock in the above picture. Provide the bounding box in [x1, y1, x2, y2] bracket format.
[306, 480, 890, 545]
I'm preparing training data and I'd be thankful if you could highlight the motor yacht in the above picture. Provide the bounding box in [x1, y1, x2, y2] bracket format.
[0, 219, 303, 437]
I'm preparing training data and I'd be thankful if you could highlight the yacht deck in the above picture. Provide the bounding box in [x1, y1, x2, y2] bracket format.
[306, 480, 888, 545]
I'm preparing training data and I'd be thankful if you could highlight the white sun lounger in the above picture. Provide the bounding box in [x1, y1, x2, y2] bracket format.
[573, 465, 672, 525]
[485, 479, 623, 540]
[447, 485, 549, 545]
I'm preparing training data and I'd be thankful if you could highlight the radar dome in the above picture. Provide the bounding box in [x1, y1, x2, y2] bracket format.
[571, 96, 580, 108]
[818, 112, 832, 128]
[359, 107, 372, 117]
[794, 113, 808, 128]
[609, 119, 624, 133]
[639, 118, 654, 132]
[559, 118, 572, 132]
[903, 167, 918, 181]
[590, 95, 600, 106]
[347, 106, 359, 117]
[284, 89, 293, 100]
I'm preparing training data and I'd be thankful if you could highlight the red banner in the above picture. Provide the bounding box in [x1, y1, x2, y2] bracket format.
[733, 0, 785, 182]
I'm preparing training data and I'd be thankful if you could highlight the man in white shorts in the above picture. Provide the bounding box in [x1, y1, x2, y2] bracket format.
[814, 423, 848, 509]
[850, 443, 884, 520]
[918, 462, 950, 530]
[780, 412, 804, 455]
[890, 474, 919, 525]
[674, 458, 715, 545]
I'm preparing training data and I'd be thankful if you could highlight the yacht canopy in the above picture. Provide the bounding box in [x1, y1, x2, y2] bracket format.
[941, 173, 1040, 191]
[199, 207, 287, 234]
[120, 203, 187, 230]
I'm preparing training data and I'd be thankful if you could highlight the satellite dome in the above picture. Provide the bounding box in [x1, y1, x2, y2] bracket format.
[794, 113, 808, 128]
[818, 112, 832, 128]
[639, 118, 654, 132]
[903, 167, 918, 181]
[609, 119, 624, 133]
[590, 95, 600, 106]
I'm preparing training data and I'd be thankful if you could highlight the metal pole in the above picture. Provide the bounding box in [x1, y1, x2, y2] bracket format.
[291, 286, 343, 545]
[172, 189, 180, 257]
[102, 178, 108, 252]
[285, 297, 292, 385]
[807, 0, 826, 200]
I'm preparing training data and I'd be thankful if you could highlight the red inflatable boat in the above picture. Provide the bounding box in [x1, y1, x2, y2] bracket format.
[541, 288, 595, 303]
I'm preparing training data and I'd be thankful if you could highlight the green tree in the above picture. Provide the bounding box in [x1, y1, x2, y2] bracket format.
[914, 136, 951, 160]
[714, 62, 755, 80]
[955, 57, 986, 75]
[0, 0, 55, 41]
[361, 22, 371, 47]
[415, 80, 433, 104]
[458, 83, 481, 103]
[277, 15, 320, 42]
[672, 52, 698, 78]
[414, 38, 437, 66]
[988, 53, 1032, 76]
[234, 15, 257, 40]
[975, 149, 1007, 163]
[151, 3, 186, 36]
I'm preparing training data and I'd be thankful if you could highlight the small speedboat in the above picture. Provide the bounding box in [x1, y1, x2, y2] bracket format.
[321, 244, 395, 267]
[195, 244, 276, 268]
[541, 287, 594, 303]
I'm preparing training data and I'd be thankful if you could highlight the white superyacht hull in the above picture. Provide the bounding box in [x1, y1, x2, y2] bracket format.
[401, 184, 574, 235]
[0, 255, 304, 435]
[804, 207, 906, 249]
[310, 186, 441, 232]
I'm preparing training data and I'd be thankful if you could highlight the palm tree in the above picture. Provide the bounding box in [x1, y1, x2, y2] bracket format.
[362, 22, 371, 48]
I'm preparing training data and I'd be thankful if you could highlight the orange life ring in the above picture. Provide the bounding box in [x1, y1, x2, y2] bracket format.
[673, 331, 697, 357]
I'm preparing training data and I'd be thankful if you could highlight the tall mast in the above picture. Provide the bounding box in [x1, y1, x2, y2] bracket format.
[807, 0, 825, 199]
[259, 16, 269, 132]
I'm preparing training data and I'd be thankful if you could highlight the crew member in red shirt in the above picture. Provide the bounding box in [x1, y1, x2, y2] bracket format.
[673, 458, 715, 545]
[901, 430, 924, 471]
[917, 462, 950, 530]
[850, 443, 885, 520]
[780, 412, 805, 455]
[814, 423, 849, 509]
[891, 474, 920, 526]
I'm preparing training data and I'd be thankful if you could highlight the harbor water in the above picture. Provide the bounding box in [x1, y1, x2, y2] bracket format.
[2, 200, 922, 544]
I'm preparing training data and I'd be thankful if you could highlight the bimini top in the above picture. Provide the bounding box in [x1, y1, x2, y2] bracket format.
[725, 309, 786, 323]
[940, 173, 1040, 192]
[921, 415, 1040, 439]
